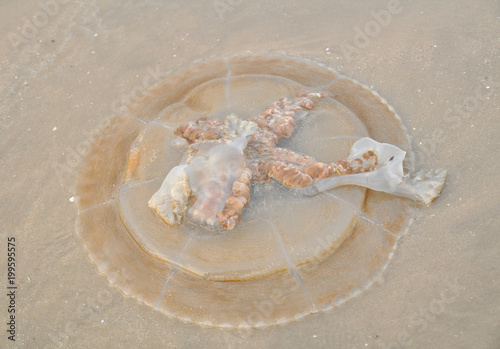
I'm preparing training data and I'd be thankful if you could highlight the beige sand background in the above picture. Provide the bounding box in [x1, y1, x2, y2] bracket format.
[1, 0, 499, 348]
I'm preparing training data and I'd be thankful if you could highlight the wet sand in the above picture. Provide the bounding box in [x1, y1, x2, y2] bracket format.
[0, 0, 499, 348]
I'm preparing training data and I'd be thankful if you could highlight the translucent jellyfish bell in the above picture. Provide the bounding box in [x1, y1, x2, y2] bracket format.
[75, 54, 446, 328]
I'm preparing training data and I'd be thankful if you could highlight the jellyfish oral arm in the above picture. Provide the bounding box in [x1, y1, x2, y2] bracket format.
[185, 141, 246, 226]
[388, 169, 448, 205]
[217, 166, 253, 229]
[303, 168, 448, 205]
[149, 116, 254, 228]
[148, 92, 447, 230]
[148, 164, 191, 226]
[300, 138, 447, 205]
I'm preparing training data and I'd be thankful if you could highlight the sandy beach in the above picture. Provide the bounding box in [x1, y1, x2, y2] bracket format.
[0, 0, 499, 348]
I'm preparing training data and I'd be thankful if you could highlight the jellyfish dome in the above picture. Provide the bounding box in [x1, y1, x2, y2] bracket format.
[75, 54, 446, 328]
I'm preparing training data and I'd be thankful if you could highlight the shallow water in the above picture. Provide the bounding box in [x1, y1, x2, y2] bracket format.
[1, 0, 499, 348]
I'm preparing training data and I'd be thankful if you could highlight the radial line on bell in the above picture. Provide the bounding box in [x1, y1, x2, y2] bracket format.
[154, 236, 194, 309]
[267, 218, 317, 312]
[77, 197, 115, 214]
[325, 191, 399, 238]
